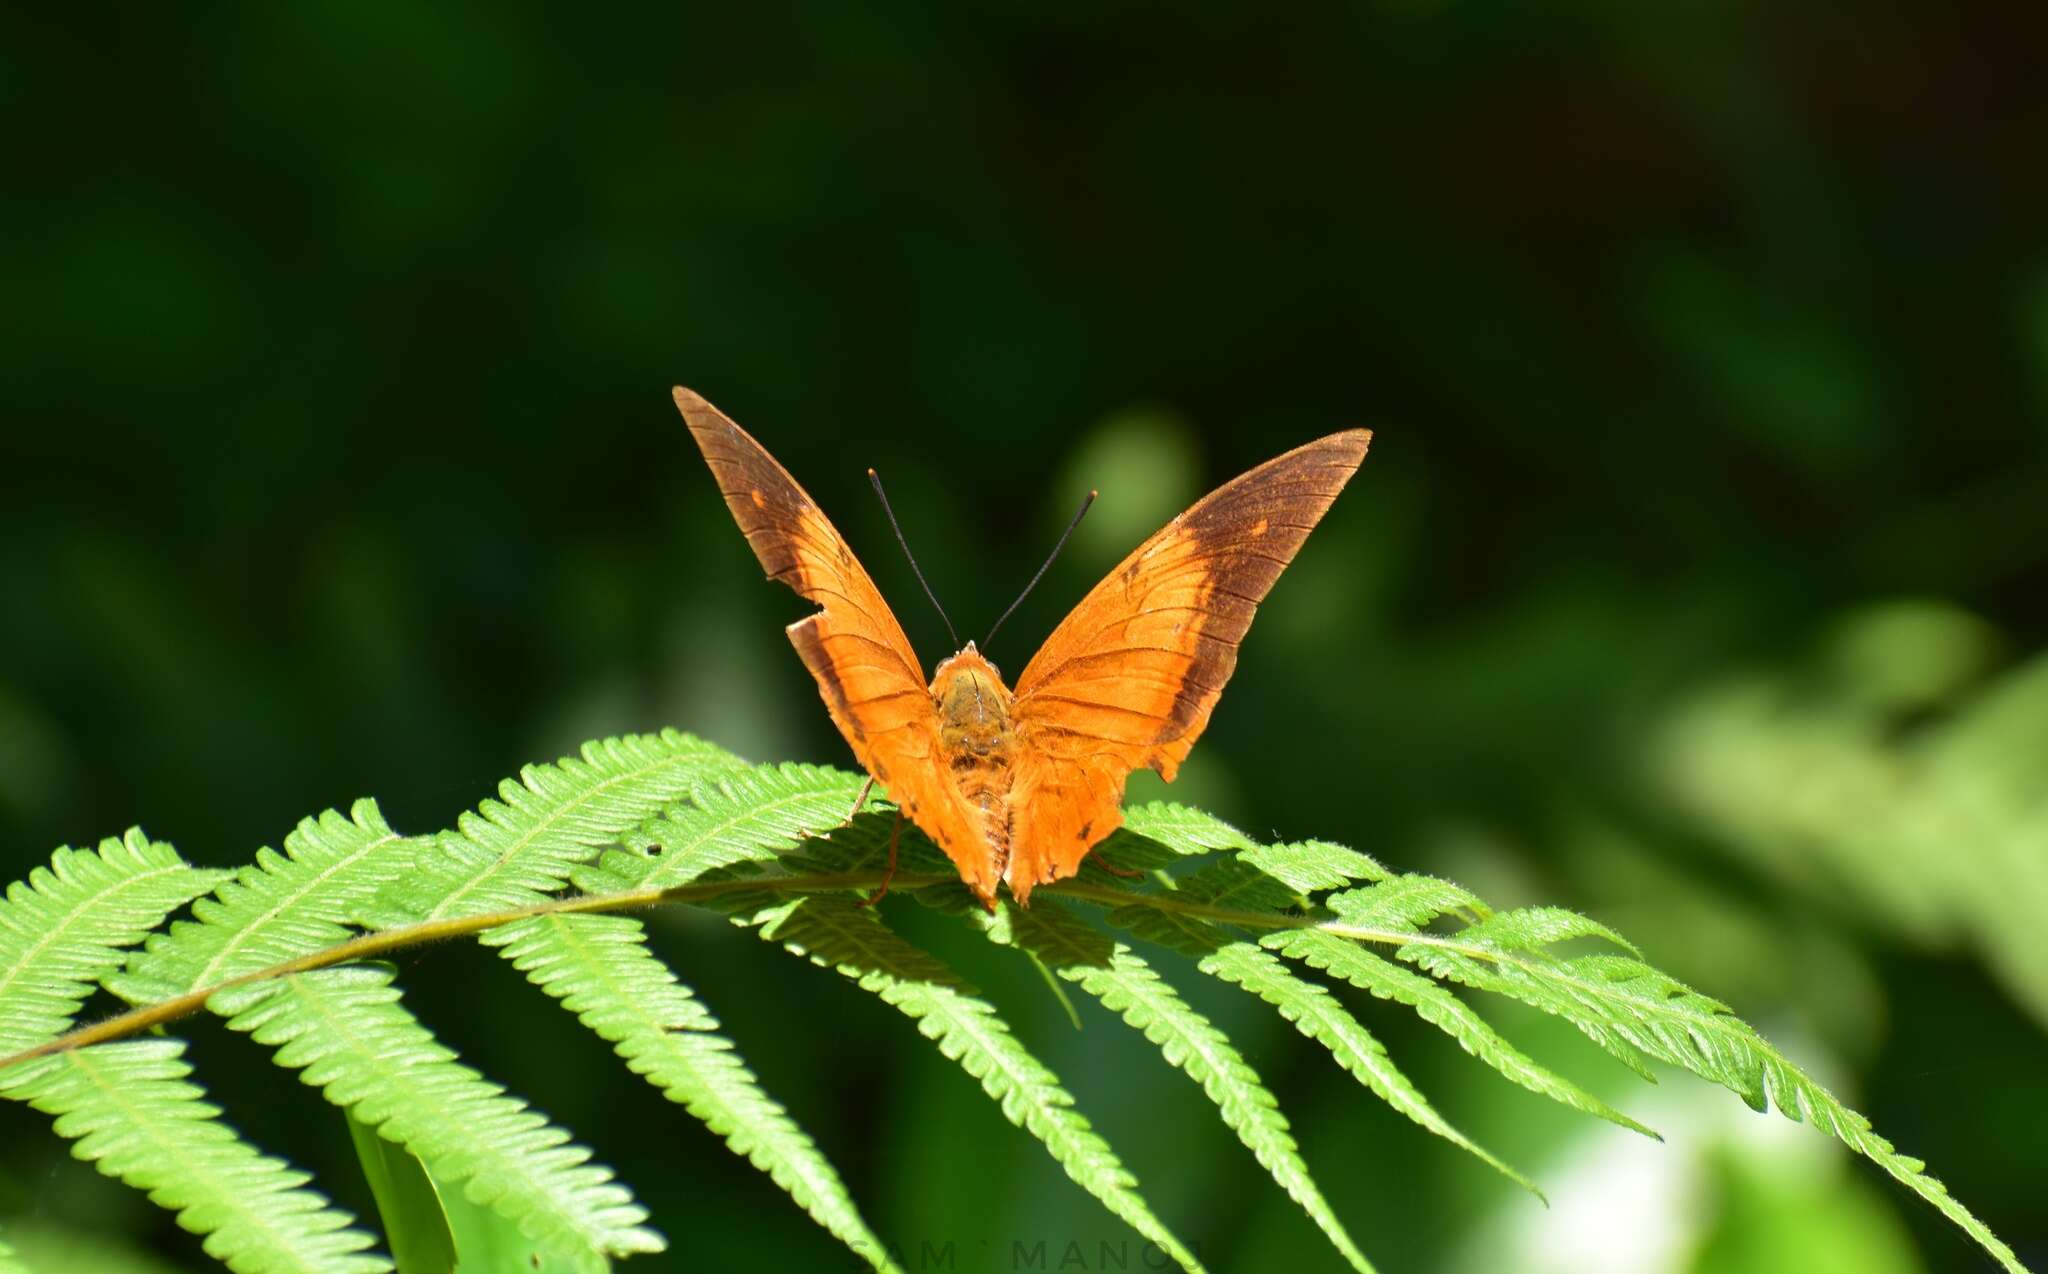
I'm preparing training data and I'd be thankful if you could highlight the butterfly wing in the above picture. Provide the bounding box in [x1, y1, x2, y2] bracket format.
[1004, 428, 1373, 901]
[674, 387, 1001, 898]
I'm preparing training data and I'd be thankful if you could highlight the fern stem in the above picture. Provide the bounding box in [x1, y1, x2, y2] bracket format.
[0, 871, 1452, 1073]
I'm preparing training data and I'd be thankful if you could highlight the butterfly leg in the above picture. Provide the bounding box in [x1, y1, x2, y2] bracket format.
[1095, 858, 1147, 879]
[859, 810, 902, 907]
[839, 775, 876, 828]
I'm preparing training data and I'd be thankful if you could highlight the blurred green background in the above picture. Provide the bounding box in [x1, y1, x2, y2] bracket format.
[4, 3, 2046, 1271]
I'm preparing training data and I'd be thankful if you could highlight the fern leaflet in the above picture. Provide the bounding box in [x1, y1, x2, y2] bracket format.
[0, 831, 225, 1056]
[625, 762, 867, 889]
[1265, 929, 1654, 1136]
[377, 730, 743, 924]
[1400, 933, 2027, 1274]
[110, 803, 414, 1003]
[1000, 901, 1377, 1274]
[0, 1040, 386, 1274]
[1109, 903, 1539, 1197]
[745, 892, 1208, 1274]
[1119, 803, 1258, 856]
[213, 966, 662, 1262]
[1326, 874, 1487, 933]
[481, 913, 901, 1272]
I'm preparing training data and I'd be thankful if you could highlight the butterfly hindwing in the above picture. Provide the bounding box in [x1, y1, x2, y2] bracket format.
[674, 388, 1003, 898]
[1003, 429, 1373, 901]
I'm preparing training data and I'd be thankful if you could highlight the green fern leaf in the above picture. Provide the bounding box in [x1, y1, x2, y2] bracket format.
[1404, 934, 2026, 1274]
[1001, 902, 1377, 1274]
[1264, 928, 1656, 1138]
[1110, 905, 1538, 1197]
[379, 730, 743, 924]
[1326, 875, 1486, 932]
[1175, 839, 1388, 912]
[213, 966, 662, 1262]
[1453, 907, 1641, 958]
[619, 762, 867, 890]
[0, 1040, 387, 1274]
[746, 893, 1208, 1274]
[1119, 802, 1257, 856]
[0, 831, 226, 1056]
[110, 802, 415, 1003]
[1240, 840, 1391, 891]
[480, 912, 900, 1272]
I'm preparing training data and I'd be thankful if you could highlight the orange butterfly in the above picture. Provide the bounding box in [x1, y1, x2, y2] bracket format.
[676, 387, 1371, 910]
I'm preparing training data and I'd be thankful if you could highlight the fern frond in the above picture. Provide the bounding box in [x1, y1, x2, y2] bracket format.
[1403, 929, 2027, 1274]
[480, 913, 900, 1272]
[213, 966, 662, 1262]
[745, 893, 1208, 1274]
[0, 831, 225, 1055]
[1110, 905, 1538, 1197]
[380, 730, 743, 924]
[1264, 929, 1655, 1137]
[624, 762, 867, 889]
[0, 742, 2025, 1274]
[1001, 902, 1377, 1274]
[0, 1040, 386, 1274]
[110, 802, 414, 1004]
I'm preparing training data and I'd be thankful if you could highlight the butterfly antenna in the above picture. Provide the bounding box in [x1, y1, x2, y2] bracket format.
[868, 468, 961, 648]
[983, 488, 1097, 650]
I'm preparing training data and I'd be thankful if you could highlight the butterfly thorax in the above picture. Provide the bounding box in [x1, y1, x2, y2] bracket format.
[930, 644, 1015, 763]
[929, 645, 1017, 868]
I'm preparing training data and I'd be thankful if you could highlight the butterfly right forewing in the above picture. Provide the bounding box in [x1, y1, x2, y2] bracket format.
[1003, 429, 1372, 901]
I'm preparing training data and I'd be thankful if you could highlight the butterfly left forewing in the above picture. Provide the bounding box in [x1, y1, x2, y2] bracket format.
[1004, 429, 1372, 901]
[675, 387, 1006, 901]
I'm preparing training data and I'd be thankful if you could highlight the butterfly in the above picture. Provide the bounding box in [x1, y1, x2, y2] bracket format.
[676, 386, 1371, 910]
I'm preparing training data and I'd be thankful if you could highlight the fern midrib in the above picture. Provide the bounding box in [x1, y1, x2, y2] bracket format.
[0, 869, 1621, 1075]
[63, 1046, 342, 1274]
[0, 871, 934, 1070]
[0, 861, 196, 1006]
[189, 832, 404, 988]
